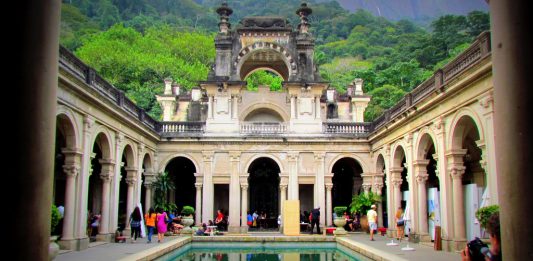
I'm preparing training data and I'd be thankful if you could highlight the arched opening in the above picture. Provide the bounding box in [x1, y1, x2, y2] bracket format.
[418, 134, 440, 241]
[165, 157, 197, 212]
[248, 157, 280, 230]
[140, 154, 152, 212]
[392, 146, 409, 237]
[117, 144, 135, 230]
[53, 119, 67, 237]
[239, 48, 290, 81]
[376, 154, 387, 228]
[87, 132, 111, 239]
[332, 157, 364, 208]
[243, 108, 284, 122]
[244, 69, 284, 91]
[452, 116, 485, 240]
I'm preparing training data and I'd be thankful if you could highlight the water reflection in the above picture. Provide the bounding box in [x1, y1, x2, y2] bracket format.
[171, 249, 354, 261]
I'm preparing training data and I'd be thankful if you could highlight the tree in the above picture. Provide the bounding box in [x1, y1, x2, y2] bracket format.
[364, 84, 406, 121]
[152, 171, 177, 213]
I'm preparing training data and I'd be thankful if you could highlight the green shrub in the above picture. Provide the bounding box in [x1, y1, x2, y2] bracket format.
[51, 204, 61, 234]
[333, 206, 347, 217]
[181, 206, 195, 216]
[475, 205, 499, 229]
[349, 191, 381, 215]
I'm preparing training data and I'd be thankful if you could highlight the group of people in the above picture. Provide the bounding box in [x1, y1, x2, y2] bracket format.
[128, 206, 177, 243]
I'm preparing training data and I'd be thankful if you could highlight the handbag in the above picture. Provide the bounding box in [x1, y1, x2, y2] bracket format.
[397, 219, 405, 226]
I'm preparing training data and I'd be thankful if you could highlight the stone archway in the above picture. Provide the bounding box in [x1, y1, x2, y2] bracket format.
[450, 115, 486, 242]
[331, 157, 364, 208]
[88, 132, 112, 239]
[117, 144, 136, 230]
[247, 157, 281, 230]
[164, 157, 197, 211]
[415, 133, 440, 241]
[236, 42, 296, 81]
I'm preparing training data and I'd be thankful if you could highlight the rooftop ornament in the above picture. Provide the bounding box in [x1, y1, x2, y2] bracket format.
[216, 1, 233, 34]
[296, 2, 312, 34]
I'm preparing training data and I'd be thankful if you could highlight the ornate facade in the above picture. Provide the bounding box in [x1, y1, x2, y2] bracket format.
[54, 2, 495, 253]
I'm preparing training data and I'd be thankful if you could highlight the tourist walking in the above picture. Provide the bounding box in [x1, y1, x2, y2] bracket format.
[144, 207, 156, 243]
[156, 208, 168, 243]
[395, 206, 405, 242]
[310, 206, 320, 234]
[367, 205, 378, 241]
[129, 206, 142, 243]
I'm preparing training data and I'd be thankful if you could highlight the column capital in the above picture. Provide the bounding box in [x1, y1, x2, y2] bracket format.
[416, 173, 429, 183]
[279, 184, 288, 190]
[62, 164, 79, 177]
[229, 151, 241, 162]
[116, 132, 125, 145]
[374, 184, 384, 195]
[195, 183, 203, 189]
[240, 174, 249, 184]
[125, 176, 137, 185]
[83, 115, 95, 131]
[450, 165, 466, 179]
[287, 152, 299, 161]
[100, 173, 113, 182]
[362, 184, 372, 193]
[241, 184, 249, 190]
[325, 183, 333, 191]
[202, 151, 214, 162]
[314, 152, 325, 161]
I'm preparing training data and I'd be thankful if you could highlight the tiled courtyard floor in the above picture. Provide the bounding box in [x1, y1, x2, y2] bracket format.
[55, 232, 459, 261]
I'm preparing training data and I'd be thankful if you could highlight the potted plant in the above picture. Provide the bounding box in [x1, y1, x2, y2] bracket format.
[349, 191, 381, 232]
[180, 206, 195, 234]
[152, 171, 176, 212]
[333, 206, 347, 235]
[49, 204, 61, 260]
[476, 205, 499, 233]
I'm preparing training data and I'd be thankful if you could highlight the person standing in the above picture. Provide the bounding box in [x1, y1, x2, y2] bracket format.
[395, 206, 405, 242]
[144, 207, 156, 243]
[367, 205, 378, 241]
[129, 206, 142, 243]
[156, 208, 168, 243]
[310, 206, 320, 234]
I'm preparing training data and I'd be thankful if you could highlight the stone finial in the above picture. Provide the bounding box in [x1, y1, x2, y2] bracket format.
[296, 3, 312, 34]
[164, 77, 173, 95]
[216, 2, 233, 34]
[353, 78, 363, 95]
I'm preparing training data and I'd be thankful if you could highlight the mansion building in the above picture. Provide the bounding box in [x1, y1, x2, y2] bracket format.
[54, 3, 496, 253]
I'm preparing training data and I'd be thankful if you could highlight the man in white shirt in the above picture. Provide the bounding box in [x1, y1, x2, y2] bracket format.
[367, 204, 378, 241]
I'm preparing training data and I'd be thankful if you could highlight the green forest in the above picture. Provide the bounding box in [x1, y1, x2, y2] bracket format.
[61, 0, 489, 121]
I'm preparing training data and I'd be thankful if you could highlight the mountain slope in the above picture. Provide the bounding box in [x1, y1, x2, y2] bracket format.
[318, 0, 488, 23]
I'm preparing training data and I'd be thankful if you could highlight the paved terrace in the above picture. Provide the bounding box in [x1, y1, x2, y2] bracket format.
[55, 233, 459, 261]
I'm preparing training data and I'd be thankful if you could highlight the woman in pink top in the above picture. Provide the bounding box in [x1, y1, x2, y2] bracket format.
[156, 208, 168, 243]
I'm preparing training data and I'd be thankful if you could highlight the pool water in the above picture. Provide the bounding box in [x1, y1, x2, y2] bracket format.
[156, 242, 369, 261]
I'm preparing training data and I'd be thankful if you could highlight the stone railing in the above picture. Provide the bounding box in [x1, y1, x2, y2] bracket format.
[59, 46, 159, 132]
[323, 122, 372, 135]
[160, 122, 205, 133]
[240, 122, 288, 135]
[370, 31, 492, 133]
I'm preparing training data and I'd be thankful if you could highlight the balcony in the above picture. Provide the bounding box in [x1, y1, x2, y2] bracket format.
[323, 122, 372, 136]
[240, 122, 288, 135]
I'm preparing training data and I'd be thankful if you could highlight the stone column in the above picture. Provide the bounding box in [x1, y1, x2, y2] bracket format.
[374, 183, 384, 227]
[450, 164, 466, 249]
[490, 3, 533, 257]
[315, 96, 321, 119]
[143, 172, 156, 212]
[287, 152, 299, 200]
[240, 182, 248, 232]
[325, 183, 333, 227]
[228, 152, 241, 233]
[98, 160, 114, 238]
[314, 153, 326, 227]
[414, 160, 430, 239]
[202, 152, 214, 224]
[231, 95, 238, 120]
[195, 183, 203, 226]
[14, 1, 61, 258]
[290, 96, 296, 118]
[280, 184, 288, 216]
[390, 168, 403, 212]
[208, 96, 214, 119]
[125, 168, 138, 227]
[59, 149, 82, 244]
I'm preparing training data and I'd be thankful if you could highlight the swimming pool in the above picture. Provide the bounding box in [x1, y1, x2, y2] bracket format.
[156, 241, 371, 261]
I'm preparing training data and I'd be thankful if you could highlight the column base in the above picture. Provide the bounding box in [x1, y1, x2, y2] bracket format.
[419, 232, 431, 242]
[240, 226, 249, 233]
[58, 237, 90, 251]
[96, 233, 114, 243]
[387, 228, 397, 238]
[228, 226, 242, 234]
[408, 232, 420, 243]
[452, 238, 467, 252]
[442, 238, 454, 252]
